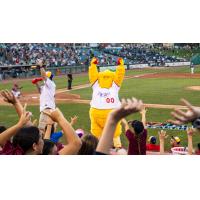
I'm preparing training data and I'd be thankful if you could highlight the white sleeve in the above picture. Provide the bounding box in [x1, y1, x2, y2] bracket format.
[44, 78, 52, 88]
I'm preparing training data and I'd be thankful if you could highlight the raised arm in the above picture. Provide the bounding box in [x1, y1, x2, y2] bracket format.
[0, 104, 31, 146]
[89, 57, 99, 85]
[140, 107, 147, 128]
[121, 118, 129, 132]
[40, 67, 47, 80]
[159, 130, 168, 155]
[43, 108, 82, 155]
[187, 128, 194, 155]
[113, 58, 125, 87]
[0, 90, 23, 118]
[96, 97, 143, 155]
[1, 90, 35, 126]
[169, 98, 200, 125]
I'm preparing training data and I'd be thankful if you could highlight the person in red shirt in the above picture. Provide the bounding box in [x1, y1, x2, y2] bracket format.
[195, 143, 200, 155]
[146, 136, 160, 151]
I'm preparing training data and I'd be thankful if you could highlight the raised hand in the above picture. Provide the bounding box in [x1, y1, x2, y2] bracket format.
[169, 99, 200, 125]
[0, 89, 17, 104]
[117, 58, 124, 65]
[110, 97, 143, 122]
[158, 130, 168, 141]
[140, 106, 147, 115]
[42, 108, 65, 123]
[17, 104, 32, 127]
[70, 115, 78, 126]
[91, 57, 98, 65]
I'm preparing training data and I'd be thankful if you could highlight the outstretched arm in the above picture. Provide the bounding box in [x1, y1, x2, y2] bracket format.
[140, 107, 147, 128]
[114, 58, 125, 87]
[121, 118, 129, 132]
[89, 57, 99, 85]
[159, 130, 168, 155]
[96, 97, 143, 154]
[0, 104, 31, 146]
[43, 108, 82, 155]
[187, 128, 194, 155]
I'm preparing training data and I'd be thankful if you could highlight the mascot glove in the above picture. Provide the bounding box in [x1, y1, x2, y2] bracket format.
[91, 57, 98, 65]
[117, 58, 124, 65]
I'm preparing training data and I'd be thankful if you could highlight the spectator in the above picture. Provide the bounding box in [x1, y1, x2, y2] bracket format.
[146, 136, 160, 152]
[78, 134, 98, 155]
[121, 107, 147, 155]
[96, 97, 143, 155]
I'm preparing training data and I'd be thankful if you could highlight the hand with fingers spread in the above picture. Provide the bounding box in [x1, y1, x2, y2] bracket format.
[169, 99, 200, 125]
[17, 104, 32, 127]
[42, 108, 64, 123]
[187, 127, 195, 137]
[158, 130, 168, 141]
[96, 97, 143, 155]
[158, 130, 168, 155]
[110, 98, 144, 122]
[140, 106, 147, 115]
[70, 115, 78, 126]
[0, 89, 17, 104]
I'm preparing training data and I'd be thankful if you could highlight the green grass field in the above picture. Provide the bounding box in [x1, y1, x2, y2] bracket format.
[1, 66, 200, 151]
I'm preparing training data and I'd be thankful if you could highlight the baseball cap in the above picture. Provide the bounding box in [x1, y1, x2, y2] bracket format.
[172, 136, 181, 143]
[75, 129, 85, 138]
[46, 71, 54, 79]
[148, 136, 157, 144]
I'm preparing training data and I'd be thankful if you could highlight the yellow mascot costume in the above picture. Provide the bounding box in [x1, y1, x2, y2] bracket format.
[89, 57, 125, 148]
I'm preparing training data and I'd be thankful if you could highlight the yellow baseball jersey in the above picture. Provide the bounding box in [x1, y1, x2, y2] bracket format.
[90, 81, 121, 109]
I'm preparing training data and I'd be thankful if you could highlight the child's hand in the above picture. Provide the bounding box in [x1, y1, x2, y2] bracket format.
[140, 107, 147, 115]
[70, 115, 78, 126]
[158, 130, 168, 141]
[17, 104, 32, 127]
[187, 127, 195, 136]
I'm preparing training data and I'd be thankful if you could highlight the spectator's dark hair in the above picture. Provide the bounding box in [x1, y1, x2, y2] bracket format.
[130, 120, 144, 135]
[13, 126, 41, 154]
[78, 134, 98, 155]
[42, 139, 55, 155]
[0, 126, 6, 134]
[198, 143, 200, 150]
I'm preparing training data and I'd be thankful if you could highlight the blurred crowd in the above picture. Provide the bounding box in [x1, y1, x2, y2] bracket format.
[0, 43, 188, 68]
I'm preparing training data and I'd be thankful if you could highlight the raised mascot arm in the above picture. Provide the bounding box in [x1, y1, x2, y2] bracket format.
[89, 57, 99, 85]
[114, 58, 125, 87]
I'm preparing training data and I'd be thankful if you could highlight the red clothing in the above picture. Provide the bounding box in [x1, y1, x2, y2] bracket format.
[146, 144, 160, 151]
[0, 141, 24, 155]
[195, 150, 200, 155]
[125, 129, 147, 155]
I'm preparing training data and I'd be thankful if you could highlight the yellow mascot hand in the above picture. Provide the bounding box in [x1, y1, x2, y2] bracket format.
[89, 57, 99, 85]
[114, 58, 125, 87]
[117, 57, 124, 66]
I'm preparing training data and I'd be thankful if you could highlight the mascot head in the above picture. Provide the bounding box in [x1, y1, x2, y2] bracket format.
[98, 70, 115, 89]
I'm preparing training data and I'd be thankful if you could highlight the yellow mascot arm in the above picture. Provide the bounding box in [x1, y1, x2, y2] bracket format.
[114, 58, 125, 87]
[89, 57, 99, 85]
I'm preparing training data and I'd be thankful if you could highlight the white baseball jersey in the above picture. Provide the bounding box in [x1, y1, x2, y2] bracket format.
[90, 81, 121, 109]
[40, 78, 56, 112]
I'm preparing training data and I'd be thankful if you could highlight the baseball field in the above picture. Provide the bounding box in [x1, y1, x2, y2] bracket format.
[1, 66, 200, 151]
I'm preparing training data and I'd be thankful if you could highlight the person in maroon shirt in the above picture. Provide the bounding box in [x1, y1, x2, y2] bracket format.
[121, 107, 147, 155]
